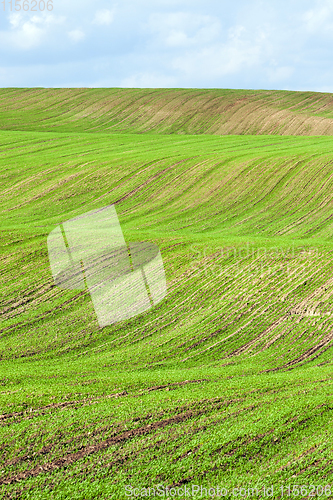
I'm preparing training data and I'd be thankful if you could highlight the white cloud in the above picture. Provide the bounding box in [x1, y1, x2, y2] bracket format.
[1, 12, 65, 50]
[171, 24, 265, 81]
[121, 71, 177, 88]
[148, 12, 221, 48]
[13, 23, 43, 50]
[8, 12, 23, 29]
[303, 1, 333, 34]
[68, 29, 85, 42]
[93, 9, 115, 26]
[267, 65, 294, 82]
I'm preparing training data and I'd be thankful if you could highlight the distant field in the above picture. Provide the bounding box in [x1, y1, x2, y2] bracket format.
[2, 88, 333, 135]
[0, 89, 333, 499]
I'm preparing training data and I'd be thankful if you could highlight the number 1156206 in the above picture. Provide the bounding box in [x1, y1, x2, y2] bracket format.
[1, 0, 53, 11]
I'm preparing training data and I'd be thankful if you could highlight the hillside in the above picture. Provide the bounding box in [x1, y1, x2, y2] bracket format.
[2, 88, 333, 135]
[0, 91, 333, 498]
[2, 133, 333, 369]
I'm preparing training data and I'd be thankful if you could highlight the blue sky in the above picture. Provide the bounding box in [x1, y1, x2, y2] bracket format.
[1, 0, 333, 90]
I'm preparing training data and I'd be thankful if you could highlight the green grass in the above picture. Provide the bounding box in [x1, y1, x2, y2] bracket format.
[2, 88, 333, 135]
[0, 90, 333, 499]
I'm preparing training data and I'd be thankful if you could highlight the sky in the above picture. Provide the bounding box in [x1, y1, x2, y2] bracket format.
[1, 0, 333, 90]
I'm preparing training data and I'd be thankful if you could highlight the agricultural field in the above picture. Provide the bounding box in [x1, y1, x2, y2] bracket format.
[0, 89, 333, 499]
[3, 88, 333, 135]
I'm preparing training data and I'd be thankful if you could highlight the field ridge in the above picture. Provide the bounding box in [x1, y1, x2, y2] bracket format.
[2, 88, 333, 135]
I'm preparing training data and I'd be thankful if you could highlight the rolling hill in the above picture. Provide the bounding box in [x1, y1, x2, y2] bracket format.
[2, 88, 333, 135]
[0, 88, 332, 499]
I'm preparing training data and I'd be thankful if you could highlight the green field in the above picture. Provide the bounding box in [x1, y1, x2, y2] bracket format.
[1, 89, 333, 499]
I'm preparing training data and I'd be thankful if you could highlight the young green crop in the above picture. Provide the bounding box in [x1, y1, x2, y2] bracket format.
[0, 96, 333, 498]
